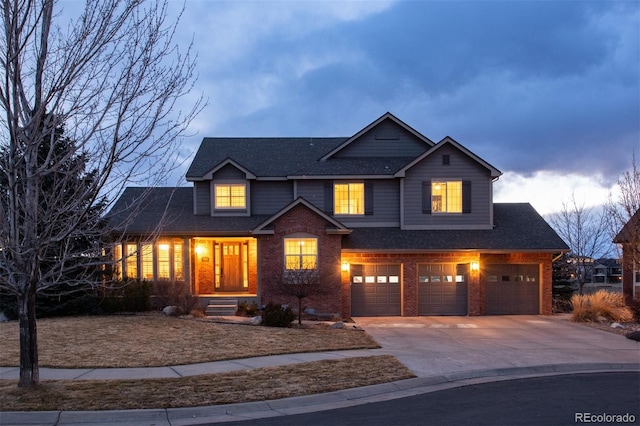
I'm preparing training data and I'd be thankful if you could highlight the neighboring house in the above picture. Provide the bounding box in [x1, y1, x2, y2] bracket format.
[590, 259, 623, 285]
[108, 112, 568, 317]
[613, 209, 640, 303]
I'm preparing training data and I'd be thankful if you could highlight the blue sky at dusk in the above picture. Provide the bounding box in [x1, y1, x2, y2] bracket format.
[163, 1, 637, 215]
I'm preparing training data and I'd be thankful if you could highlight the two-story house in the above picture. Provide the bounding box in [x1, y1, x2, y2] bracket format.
[108, 113, 568, 317]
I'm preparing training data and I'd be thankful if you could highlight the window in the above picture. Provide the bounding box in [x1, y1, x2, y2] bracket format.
[432, 181, 462, 213]
[284, 238, 317, 270]
[113, 244, 122, 280]
[334, 183, 364, 215]
[125, 243, 138, 279]
[174, 243, 184, 281]
[141, 244, 153, 280]
[215, 184, 246, 209]
[157, 243, 170, 280]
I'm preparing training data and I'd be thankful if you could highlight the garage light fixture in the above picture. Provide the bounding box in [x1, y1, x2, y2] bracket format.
[470, 261, 479, 272]
[341, 261, 350, 272]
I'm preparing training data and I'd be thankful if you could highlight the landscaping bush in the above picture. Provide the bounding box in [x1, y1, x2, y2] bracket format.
[552, 282, 574, 313]
[261, 303, 295, 327]
[571, 290, 633, 323]
[236, 301, 260, 316]
[99, 279, 152, 313]
[152, 281, 202, 315]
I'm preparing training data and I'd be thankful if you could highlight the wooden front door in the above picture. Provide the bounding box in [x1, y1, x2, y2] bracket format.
[220, 243, 243, 292]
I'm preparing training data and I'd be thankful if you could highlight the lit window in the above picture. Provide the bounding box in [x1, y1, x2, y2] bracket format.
[113, 244, 122, 280]
[432, 181, 462, 213]
[158, 243, 170, 280]
[174, 243, 184, 281]
[334, 183, 364, 215]
[215, 184, 246, 209]
[284, 238, 317, 270]
[125, 243, 138, 279]
[141, 244, 153, 280]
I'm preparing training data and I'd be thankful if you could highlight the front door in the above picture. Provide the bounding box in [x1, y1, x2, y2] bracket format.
[221, 243, 243, 292]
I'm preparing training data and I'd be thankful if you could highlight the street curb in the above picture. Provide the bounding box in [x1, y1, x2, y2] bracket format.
[2, 363, 639, 425]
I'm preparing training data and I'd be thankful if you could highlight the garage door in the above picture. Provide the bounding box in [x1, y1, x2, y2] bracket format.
[418, 264, 468, 315]
[485, 264, 539, 314]
[351, 264, 401, 316]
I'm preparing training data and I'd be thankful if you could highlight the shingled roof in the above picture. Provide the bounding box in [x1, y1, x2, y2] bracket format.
[107, 187, 269, 236]
[343, 203, 568, 252]
[186, 138, 347, 179]
[109, 188, 567, 252]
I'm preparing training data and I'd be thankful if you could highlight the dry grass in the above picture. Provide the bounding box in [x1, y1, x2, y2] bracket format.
[0, 355, 415, 411]
[571, 290, 634, 323]
[0, 315, 379, 368]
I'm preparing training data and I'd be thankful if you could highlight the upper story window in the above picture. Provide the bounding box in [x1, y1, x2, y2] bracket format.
[284, 237, 318, 270]
[215, 183, 246, 209]
[432, 181, 462, 213]
[334, 183, 364, 215]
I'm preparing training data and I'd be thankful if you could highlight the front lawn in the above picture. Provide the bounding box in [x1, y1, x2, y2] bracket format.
[0, 314, 417, 411]
[0, 314, 379, 368]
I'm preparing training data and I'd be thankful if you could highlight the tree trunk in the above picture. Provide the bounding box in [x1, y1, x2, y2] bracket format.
[298, 297, 303, 325]
[18, 288, 39, 387]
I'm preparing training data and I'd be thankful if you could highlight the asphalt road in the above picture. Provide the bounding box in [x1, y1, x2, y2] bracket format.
[213, 372, 640, 426]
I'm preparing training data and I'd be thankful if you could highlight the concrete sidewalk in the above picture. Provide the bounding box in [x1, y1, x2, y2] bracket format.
[1, 315, 639, 425]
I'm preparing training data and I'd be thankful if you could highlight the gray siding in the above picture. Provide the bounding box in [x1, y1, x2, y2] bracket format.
[251, 181, 294, 215]
[334, 120, 429, 158]
[296, 179, 400, 227]
[194, 181, 211, 215]
[213, 164, 246, 180]
[403, 145, 492, 229]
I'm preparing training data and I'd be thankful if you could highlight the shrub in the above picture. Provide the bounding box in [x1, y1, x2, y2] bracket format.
[152, 281, 202, 315]
[261, 303, 295, 327]
[99, 279, 152, 313]
[571, 290, 633, 323]
[236, 301, 260, 316]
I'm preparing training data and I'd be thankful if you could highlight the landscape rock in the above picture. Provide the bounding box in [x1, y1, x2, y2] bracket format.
[162, 306, 179, 316]
[610, 322, 623, 329]
[625, 331, 640, 342]
[249, 316, 262, 325]
[330, 322, 345, 329]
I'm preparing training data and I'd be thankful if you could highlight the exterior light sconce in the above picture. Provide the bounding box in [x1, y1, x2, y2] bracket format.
[470, 261, 479, 272]
[341, 261, 350, 272]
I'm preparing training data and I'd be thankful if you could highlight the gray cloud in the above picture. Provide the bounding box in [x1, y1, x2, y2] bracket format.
[179, 0, 638, 184]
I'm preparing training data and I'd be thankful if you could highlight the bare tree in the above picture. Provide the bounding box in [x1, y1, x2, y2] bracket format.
[548, 194, 612, 295]
[608, 154, 640, 260]
[270, 266, 332, 326]
[0, 0, 203, 387]
[608, 153, 640, 303]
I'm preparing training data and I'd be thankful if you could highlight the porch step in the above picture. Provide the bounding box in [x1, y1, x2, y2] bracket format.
[205, 299, 239, 317]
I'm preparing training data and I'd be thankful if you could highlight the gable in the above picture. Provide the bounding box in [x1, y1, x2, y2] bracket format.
[252, 197, 351, 235]
[321, 112, 434, 161]
[396, 136, 502, 178]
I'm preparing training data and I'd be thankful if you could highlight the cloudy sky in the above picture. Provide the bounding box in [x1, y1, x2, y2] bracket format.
[163, 0, 638, 216]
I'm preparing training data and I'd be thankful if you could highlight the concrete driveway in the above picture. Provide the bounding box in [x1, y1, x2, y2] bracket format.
[354, 315, 640, 377]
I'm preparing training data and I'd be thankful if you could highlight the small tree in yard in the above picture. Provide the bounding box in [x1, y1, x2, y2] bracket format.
[271, 267, 331, 326]
[0, 0, 202, 387]
[548, 194, 612, 295]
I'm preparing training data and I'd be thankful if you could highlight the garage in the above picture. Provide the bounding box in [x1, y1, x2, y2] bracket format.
[418, 264, 468, 315]
[351, 264, 401, 316]
[485, 264, 539, 314]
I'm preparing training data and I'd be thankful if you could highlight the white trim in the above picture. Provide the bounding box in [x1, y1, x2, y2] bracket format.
[401, 224, 494, 230]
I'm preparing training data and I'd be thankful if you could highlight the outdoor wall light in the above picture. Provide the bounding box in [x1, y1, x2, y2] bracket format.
[341, 261, 350, 272]
[470, 261, 480, 272]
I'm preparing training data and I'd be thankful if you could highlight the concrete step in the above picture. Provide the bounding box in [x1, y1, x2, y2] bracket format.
[206, 299, 238, 316]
